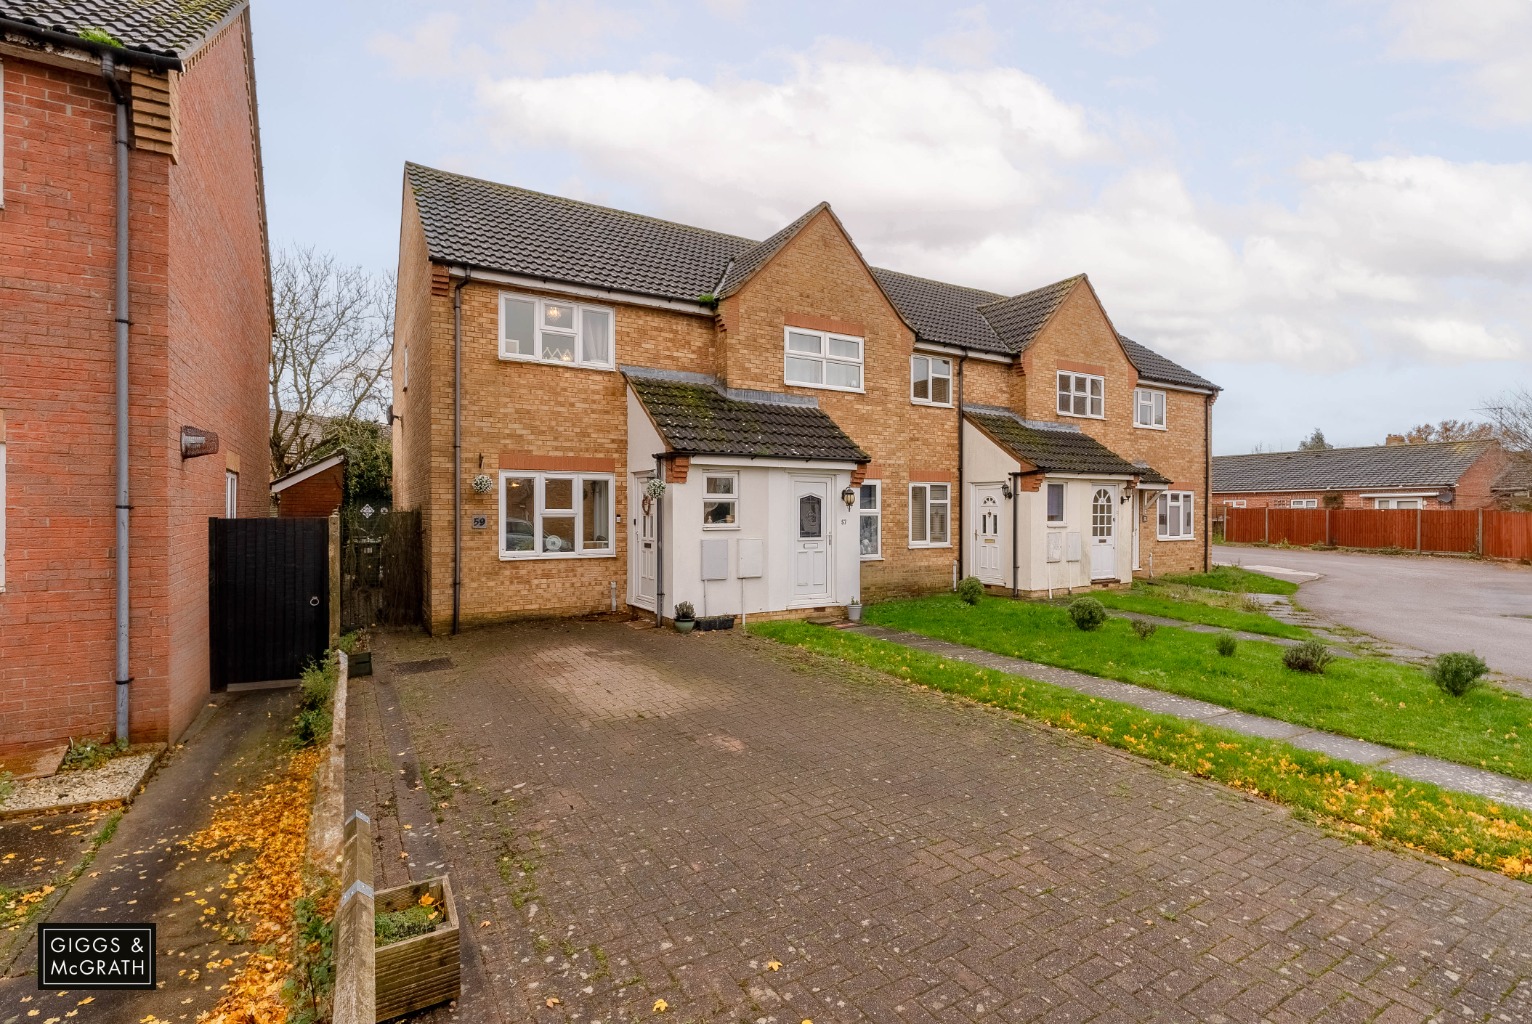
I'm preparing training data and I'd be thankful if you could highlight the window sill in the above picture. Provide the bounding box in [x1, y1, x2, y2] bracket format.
[908, 542, 953, 549]
[500, 551, 618, 561]
[910, 399, 954, 409]
[1057, 411, 1106, 421]
[1134, 423, 1167, 431]
[498, 352, 616, 372]
[786, 380, 866, 395]
[701, 525, 740, 531]
[860, 555, 884, 562]
[1046, 522, 1067, 529]
[1154, 536, 1196, 542]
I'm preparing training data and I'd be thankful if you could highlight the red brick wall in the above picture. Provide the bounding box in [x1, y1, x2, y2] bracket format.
[0, 24, 268, 752]
[278, 466, 344, 518]
[1220, 490, 1453, 511]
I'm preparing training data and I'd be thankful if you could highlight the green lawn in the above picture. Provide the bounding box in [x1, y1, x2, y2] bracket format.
[750, 622, 1532, 883]
[1160, 565, 1298, 595]
[1090, 585, 1309, 640]
[862, 594, 1532, 780]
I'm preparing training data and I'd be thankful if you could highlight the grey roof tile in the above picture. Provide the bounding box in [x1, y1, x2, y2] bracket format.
[966, 406, 1162, 479]
[716, 203, 827, 298]
[0, 0, 242, 57]
[1118, 335, 1217, 391]
[627, 369, 869, 463]
[1213, 440, 1499, 492]
[869, 267, 1006, 352]
[977, 276, 1083, 353]
[1494, 454, 1532, 494]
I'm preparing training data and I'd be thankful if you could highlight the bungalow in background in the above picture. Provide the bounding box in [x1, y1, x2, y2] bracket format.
[1213, 440, 1507, 512]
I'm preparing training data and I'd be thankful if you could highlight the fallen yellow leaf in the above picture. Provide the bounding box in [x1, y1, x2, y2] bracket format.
[653, 998, 669, 1013]
[545, 996, 561, 1008]
[766, 960, 782, 972]
[418, 894, 436, 907]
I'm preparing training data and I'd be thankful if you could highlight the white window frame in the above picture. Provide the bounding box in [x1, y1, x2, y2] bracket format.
[1226, 499, 1247, 509]
[1133, 387, 1166, 429]
[908, 482, 951, 548]
[858, 481, 882, 560]
[1157, 491, 1195, 540]
[702, 472, 739, 530]
[1057, 371, 1105, 419]
[910, 355, 953, 407]
[783, 327, 864, 393]
[498, 471, 617, 559]
[1375, 497, 1423, 510]
[498, 292, 615, 370]
[1046, 481, 1066, 524]
[225, 471, 239, 518]
[1290, 498, 1318, 509]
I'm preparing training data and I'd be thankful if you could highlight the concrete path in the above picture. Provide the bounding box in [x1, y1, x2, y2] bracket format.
[1217, 546, 1532, 678]
[354, 621, 1532, 1024]
[848, 624, 1532, 812]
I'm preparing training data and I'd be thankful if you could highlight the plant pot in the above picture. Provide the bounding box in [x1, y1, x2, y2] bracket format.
[350, 651, 373, 677]
[375, 875, 460, 1022]
[715, 615, 736, 630]
[695, 617, 714, 632]
[674, 619, 695, 633]
[847, 604, 863, 623]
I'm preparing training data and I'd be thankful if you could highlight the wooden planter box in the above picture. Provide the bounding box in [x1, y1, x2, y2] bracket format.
[349, 651, 373, 677]
[374, 875, 460, 1022]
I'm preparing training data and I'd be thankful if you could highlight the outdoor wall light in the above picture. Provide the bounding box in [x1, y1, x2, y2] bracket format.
[841, 486, 857, 508]
[1000, 483, 1014, 499]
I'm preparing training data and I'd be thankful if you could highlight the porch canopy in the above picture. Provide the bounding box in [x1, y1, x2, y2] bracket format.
[964, 405, 1166, 482]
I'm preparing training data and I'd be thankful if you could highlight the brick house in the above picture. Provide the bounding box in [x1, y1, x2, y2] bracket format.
[392, 165, 1218, 632]
[270, 453, 346, 519]
[0, 2, 270, 752]
[1213, 440, 1507, 512]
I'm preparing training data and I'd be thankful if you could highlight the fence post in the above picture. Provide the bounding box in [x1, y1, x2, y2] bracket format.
[334, 810, 376, 1024]
[1416, 508, 1422, 552]
[1326, 508, 1332, 546]
[329, 511, 342, 647]
[1477, 508, 1484, 555]
[1264, 506, 1270, 544]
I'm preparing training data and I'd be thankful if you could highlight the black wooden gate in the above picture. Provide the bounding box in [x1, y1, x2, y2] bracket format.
[209, 517, 330, 688]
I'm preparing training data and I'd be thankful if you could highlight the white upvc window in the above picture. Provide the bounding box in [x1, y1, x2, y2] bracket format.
[910, 355, 952, 406]
[1376, 497, 1422, 510]
[499, 292, 614, 369]
[1226, 499, 1247, 509]
[1057, 371, 1104, 418]
[500, 472, 615, 558]
[909, 482, 950, 547]
[1290, 498, 1318, 509]
[1046, 482, 1065, 523]
[784, 327, 863, 392]
[1134, 388, 1166, 429]
[1158, 491, 1195, 540]
[858, 481, 882, 559]
[225, 471, 239, 518]
[702, 472, 738, 529]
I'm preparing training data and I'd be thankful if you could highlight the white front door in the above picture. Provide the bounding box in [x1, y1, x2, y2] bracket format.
[791, 476, 832, 603]
[1089, 485, 1117, 580]
[633, 474, 657, 608]
[973, 484, 1003, 585]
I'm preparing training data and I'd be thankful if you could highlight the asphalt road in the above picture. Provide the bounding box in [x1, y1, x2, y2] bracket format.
[1218, 546, 1532, 677]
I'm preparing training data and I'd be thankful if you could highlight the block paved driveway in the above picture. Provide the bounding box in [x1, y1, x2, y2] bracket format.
[352, 621, 1532, 1023]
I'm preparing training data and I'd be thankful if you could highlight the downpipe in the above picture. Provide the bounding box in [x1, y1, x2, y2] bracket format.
[451, 270, 470, 634]
[104, 54, 132, 743]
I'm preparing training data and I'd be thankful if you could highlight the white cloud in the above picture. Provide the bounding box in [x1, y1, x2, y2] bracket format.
[924, 6, 1004, 67]
[368, 0, 641, 78]
[1386, 0, 1532, 124]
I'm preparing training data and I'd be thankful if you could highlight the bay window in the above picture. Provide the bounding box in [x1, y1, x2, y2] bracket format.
[909, 482, 950, 547]
[1157, 491, 1195, 540]
[499, 292, 614, 369]
[784, 327, 863, 391]
[911, 355, 952, 406]
[1057, 372, 1104, 418]
[500, 472, 614, 558]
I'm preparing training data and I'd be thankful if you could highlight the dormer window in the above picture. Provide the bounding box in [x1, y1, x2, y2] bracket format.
[911, 355, 952, 406]
[1057, 371, 1104, 419]
[499, 292, 614, 369]
[784, 328, 863, 392]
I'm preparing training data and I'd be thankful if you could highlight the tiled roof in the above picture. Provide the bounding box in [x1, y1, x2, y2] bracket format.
[0, 0, 243, 58]
[869, 267, 1006, 352]
[1213, 440, 1499, 493]
[406, 164, 1216, 389]
[1118, 335, 1218, 391]
[626, 368, 869, 463]
[966, 406, 1160, 479]
[405, 163, 755, 303]
[1492, 454, 1532, 494]
[978, 276, 1083, 353]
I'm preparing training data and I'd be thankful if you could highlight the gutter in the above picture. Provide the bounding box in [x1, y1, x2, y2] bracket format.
[451, 269, 470, 634]
[103, 54, 132, 742]
[0, 17, 183, 71]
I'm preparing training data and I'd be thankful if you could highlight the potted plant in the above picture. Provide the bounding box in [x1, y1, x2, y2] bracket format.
[674, 601, 696, 633]
[374, 875, 461, 1021]
[847, 596, 863, 623]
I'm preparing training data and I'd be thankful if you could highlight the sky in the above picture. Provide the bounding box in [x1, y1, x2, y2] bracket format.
[249, 0, 1531, 455]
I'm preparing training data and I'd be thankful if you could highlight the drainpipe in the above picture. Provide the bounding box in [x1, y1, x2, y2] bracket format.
[954, 354, 967, 588]
[1009, 471, 1021, 599]
[654, 455, 665, 627]
[103, 55, 132, 743]
[451, 270, 470, 634]
[1204, 394, 1214, 572]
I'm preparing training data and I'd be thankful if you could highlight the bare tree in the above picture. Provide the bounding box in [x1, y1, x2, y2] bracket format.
[1385, 419, 1494, 445]
[269, 247, 395, 479]
[1483, 388, 1532, 452]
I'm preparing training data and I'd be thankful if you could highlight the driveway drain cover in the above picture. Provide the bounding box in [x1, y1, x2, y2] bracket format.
[394, 657, 454, 676]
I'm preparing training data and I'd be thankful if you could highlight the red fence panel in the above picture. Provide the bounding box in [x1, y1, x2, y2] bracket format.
[1484, 511, 1532, 560]
[1419, 510, 1479, 553]
[1330, 509, 1418, 550]
[1266, 509, 1328, 546]
[1225, 508, 1268, 543]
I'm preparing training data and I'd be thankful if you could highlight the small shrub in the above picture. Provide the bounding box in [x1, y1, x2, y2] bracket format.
[375, 902, 441, 946]
[1430, 651, 1489, 697]
[674, 601, 695, 621]
[336, 631, 361, 655]
[1214, 632, 1238, 657]
[1067, 597, 1108, 632]
[61, 737, 127, 772]
[957, 576, 984, 606]
[292, 655, 339, 748]
[1131, 619, 1157, 640]
[1282, 639, 1334, 674]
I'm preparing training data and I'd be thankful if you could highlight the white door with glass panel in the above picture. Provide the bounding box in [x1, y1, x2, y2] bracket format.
[791, 477, 832, 603]
[634, 474, 656, 608]
[1089, 486, 1117, 580]
[973, 485, 1003, 585]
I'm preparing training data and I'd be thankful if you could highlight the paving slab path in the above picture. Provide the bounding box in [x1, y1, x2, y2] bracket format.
[354, 620, 1532, 1024]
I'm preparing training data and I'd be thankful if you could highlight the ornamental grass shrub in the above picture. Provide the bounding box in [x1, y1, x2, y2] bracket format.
[1282, 639, 1334, 675]
[1067, 597, 1108, 632]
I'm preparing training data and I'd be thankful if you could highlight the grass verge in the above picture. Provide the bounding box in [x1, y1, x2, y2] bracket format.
[1090, 584, 1309, 639]
[751, 621, 1532, 882]
[1160, 565, 1298, 595]
[864, 595, 1532, 779]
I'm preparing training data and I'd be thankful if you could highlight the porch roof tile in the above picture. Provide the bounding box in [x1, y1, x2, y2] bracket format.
[966, 406, 1167, 481]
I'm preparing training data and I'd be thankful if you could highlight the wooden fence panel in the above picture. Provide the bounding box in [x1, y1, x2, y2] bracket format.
[1485, 511, 1532, 560]
[1266, 509, 1328, 546]
[1419, 510, 1478, 553]
[1225, 508, 1268, 543]
[1329, 510, 1417, 550]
